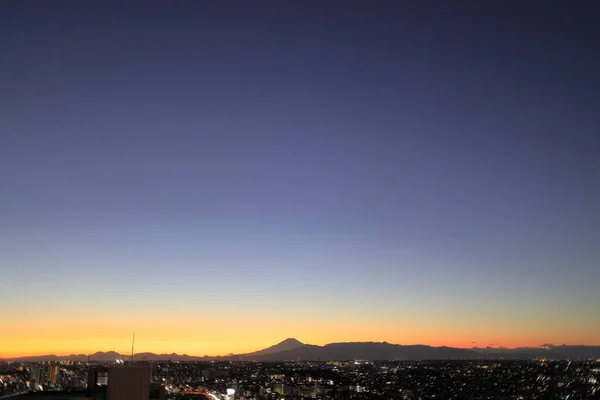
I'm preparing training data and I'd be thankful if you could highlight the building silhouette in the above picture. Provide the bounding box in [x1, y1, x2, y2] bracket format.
[48, 365, 60, 384]
[87, 365, 164, 400]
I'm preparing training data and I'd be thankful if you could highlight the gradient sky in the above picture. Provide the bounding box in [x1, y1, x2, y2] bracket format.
[1, 1, 599, 358]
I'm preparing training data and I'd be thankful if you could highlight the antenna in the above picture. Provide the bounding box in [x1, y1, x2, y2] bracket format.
[131, 332, 135, 364]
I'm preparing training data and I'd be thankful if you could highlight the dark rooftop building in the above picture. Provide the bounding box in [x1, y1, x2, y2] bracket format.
[87, 365, 164, 400]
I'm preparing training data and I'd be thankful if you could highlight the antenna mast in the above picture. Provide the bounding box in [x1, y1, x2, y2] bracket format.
[131, 332, 135, 364]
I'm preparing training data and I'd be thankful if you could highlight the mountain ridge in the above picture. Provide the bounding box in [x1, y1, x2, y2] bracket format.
[4, 339, 600, 362]
[242, 338, 304, 357]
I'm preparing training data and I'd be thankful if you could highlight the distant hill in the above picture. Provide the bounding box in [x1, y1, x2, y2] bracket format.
[6, 351, 127, 363]
[477, 345, 600, 360]
[4, 339, 600, 362]
[238, 342, 480, 361]
[242, 338, 305, 358]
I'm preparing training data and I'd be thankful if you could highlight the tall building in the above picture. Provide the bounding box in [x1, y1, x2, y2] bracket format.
[87, 365, 164, 400]
[272, 383, 292, 396]
[48, 365, 60, 384]
[28, 364, 42, 383]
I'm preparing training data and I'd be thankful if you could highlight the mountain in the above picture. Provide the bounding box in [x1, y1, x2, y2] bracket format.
[242, 338, 304, 357]
[5, 351, 130, 363]
[4, 340, 600, 362]
[239, 342, 480, 361]
[477, 345, 600, 360]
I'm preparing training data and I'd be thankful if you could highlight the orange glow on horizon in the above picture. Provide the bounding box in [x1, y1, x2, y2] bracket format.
[2, 315, 599, 358]
[3, 302, 599, 358]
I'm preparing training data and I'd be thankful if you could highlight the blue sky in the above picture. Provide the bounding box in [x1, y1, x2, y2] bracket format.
[1, 1, 599, 355]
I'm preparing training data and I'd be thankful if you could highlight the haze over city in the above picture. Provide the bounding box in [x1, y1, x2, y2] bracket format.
[1, 0, 599, 360]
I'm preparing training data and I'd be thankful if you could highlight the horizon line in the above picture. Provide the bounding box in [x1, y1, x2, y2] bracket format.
[2, 340, 596, 359]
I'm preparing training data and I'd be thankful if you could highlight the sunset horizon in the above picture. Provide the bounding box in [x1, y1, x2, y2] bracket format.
[4, 334, 600, 359]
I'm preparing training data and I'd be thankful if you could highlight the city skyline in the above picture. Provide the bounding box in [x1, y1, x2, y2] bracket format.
[2, 2, 599, 359]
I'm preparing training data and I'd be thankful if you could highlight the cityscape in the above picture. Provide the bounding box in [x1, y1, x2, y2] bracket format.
[0, 338, 600, 400]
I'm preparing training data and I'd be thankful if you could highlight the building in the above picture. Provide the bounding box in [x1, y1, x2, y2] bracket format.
[272, 383, 293, 396]
[48, 365, 60, 384]
[28, 364, 42, 384]
[87, 365, 164, 400]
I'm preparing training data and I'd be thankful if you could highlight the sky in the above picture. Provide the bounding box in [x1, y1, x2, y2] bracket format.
[1, 1, 599, 358]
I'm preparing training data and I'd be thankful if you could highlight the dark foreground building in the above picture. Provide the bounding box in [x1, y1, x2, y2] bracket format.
[10, 365, 164, 400]
[88, 365, 164, 400]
